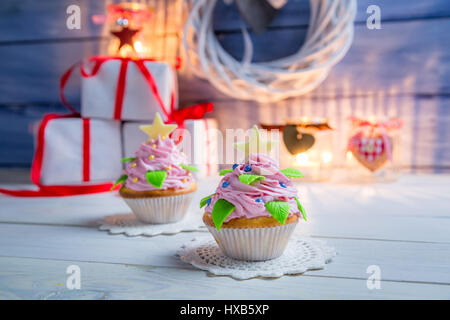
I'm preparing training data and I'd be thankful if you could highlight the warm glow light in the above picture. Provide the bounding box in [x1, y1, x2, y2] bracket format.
[346, 151, 353, 160]
[105, 1, 182, 65]
[296, 153, 309, 165]
[321, 151, 333, 164]
[118, 44, 136, 58]
[134, 41, 143, 52]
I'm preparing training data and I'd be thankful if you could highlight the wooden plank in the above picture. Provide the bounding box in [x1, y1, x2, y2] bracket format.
[0, 40, 105, 105]
[2, 0, 449, 42]
[1, 256, 449, 299]
[0, 0, 106, 42]
[1, 18, 449, 102]
[0, 178, 213, 226]
[216, 26, 308, 62]
[0, 224, 449, 285]
[0, 178, 214, 226]
[0, 17, 449, 104]
[1, 197, 449, 243]
[0, 169, 30, 183]
[1, 175, 450, 243]
[213, 0, 450, 31]
[2, 174, 450, 218]
[0, 105, 66, 166]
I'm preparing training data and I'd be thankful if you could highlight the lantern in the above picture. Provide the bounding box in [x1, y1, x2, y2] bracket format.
[342, 116, 403, 183]
[261, 118, 334, 181]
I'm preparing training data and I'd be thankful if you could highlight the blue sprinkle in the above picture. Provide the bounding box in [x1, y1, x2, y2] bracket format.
[255, 198, 263, 203]
[207, 198, 212, 206]
[222, 181, 230, 188]
[244, 165, 252, 172]
[232, 163, 238, 170]
[280, 182, 287, 188]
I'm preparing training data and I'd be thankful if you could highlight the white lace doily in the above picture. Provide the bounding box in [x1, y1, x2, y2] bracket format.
[177, 235, 336, 279]
[99, 212, 207, 237]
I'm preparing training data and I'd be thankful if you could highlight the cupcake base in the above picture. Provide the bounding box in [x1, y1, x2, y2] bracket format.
[204, 214, 299, 261]
[120, 183, 197, 224]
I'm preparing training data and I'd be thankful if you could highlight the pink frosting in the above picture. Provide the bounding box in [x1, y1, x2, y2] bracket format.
[124, 135, 194, 191]
[205, 153, 300, 222]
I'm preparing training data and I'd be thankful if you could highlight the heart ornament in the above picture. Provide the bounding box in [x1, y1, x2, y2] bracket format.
[282, 125, 315, 155]
[349, 134, 392, 172]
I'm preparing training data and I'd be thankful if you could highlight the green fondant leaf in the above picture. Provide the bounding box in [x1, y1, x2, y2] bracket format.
[265, 201, 290, 225]
[211, 199, 235, 231]
[121, 157, 136, 163]
[280, 168, 304, 178]
[200, 193, 215, 208]
[219, 168, 233, 176]
[111, 174, 127, 191]
[145, 170, 167, 188]
[180, 164, 199, 172]
[294, 196, 307, 221]
[238, 174, 265, 185]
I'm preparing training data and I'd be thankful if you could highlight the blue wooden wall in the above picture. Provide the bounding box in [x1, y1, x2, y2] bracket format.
[0, 0, 449, 171]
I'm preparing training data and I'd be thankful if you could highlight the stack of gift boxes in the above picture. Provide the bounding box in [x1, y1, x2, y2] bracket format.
[38, 57, 218, 188]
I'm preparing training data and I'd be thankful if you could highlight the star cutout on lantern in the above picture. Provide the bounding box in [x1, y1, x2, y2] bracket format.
[139, 113, 177, 140]
[234, 125, 278, 159]
[111, 26, 140, 52]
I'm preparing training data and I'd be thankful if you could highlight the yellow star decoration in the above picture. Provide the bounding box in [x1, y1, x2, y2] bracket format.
[139, 113, 177, 140]
[234, 125, 278, 159]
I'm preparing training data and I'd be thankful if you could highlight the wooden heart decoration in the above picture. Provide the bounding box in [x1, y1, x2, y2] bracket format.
[283, 125, 315, 155]
[349, 134, 392, 172]
[234, 0, 280, 34]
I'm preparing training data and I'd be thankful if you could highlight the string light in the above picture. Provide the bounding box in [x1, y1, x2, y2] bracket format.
[321, 152, 333, 164]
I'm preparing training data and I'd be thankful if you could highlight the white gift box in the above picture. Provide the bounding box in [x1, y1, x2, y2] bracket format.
[81, 58, 177, 121]
[39, 117, 123, 185]
[123, 119, 219, 178]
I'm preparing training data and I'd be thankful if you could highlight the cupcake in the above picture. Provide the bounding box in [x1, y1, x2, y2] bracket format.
[112, 113, 198, 223]
[201, 125, 307, 261]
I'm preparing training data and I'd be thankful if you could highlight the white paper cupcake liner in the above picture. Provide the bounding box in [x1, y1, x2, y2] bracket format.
[123, 192, 194, 224]
[206, 221, 298, 261]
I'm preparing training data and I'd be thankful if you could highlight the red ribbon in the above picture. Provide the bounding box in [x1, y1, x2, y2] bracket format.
[82, 118, 91, 182]
[169, 102, 213, 126]
[114, 59, 129, 120]
[59, 63, 82, 115]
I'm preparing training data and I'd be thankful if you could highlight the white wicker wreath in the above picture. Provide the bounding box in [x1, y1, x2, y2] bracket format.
[183, 0, 357, 102]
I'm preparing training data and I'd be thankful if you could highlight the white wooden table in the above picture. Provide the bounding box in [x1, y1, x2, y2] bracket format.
[0, 175, 449, 299]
